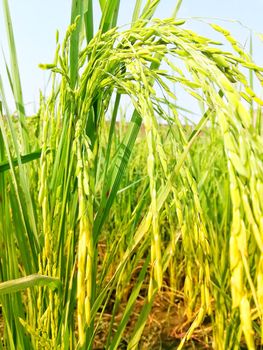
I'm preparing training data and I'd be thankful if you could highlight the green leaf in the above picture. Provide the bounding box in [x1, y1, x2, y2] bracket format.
[70, 0, 83, 88]
[99, 0, 121, 33]
[2, 0, 27, 150]
[0, 149, 41, 173]
[93, 110, 142, 242]
[0, 274, 61, 295]
[109, 255, 150, 350]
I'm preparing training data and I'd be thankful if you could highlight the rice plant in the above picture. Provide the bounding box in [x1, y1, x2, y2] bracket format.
[0, 0, 263, 349]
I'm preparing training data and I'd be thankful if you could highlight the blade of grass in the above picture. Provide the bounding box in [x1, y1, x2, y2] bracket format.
[0, 274, 61, 294]
[0, 149, 41, 173]
[172, 0, 184, 18]
[2, 0, 27, 150]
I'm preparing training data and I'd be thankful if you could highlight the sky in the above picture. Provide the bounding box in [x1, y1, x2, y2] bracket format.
[0, 0, 263, 115]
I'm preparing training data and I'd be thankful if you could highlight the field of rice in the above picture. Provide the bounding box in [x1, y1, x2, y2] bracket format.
[0, 0, 263, 349]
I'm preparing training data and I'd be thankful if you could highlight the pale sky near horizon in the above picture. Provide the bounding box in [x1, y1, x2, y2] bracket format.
[0, 0, 263, 115]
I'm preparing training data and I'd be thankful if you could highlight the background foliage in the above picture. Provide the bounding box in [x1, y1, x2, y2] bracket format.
[0, 1, 263, 349]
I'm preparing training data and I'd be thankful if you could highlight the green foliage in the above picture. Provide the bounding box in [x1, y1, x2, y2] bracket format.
[0, 1, 263, 349]
[0, 275, 61, 294]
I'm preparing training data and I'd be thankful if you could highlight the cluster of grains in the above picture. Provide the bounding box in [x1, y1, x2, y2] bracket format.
[20, 18, 263, 350]
[74, 119, 95, 345]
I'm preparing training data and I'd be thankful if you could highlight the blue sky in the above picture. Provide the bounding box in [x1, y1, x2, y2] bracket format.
[0, 0, 262, 115]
